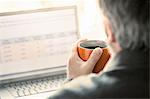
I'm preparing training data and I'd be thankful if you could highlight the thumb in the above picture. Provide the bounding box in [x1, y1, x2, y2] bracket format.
[86, 48, 102, 68]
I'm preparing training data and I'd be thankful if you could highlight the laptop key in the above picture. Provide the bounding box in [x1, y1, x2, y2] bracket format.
[10, 90, 19, 97]
[23, 89, 30, 96]
[7, 87, 16, 92]
[21, 81, 27, 85]
[17, 90, 25, 97]
[29, 89, 37, 95]
[38, 88, 51, 93]
[4, 84, 10, 88]
[10, 83, 15, 87]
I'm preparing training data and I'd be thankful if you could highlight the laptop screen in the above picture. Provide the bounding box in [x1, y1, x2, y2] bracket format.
[0, 6, 78, 80]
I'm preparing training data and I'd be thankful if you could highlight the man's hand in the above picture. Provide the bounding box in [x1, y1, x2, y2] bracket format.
[67, 39, 102, 79]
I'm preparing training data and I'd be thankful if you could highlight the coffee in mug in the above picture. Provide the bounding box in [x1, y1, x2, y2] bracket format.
[77, 40, 110, 73]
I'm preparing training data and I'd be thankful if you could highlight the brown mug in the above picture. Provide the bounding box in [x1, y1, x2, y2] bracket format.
[77, 40, 110, 73]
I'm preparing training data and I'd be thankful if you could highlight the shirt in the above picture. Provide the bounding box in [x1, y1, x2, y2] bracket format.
[48, 49, 149, 99]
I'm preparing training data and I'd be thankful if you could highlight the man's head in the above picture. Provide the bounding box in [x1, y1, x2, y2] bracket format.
[99, 0, 149, 52]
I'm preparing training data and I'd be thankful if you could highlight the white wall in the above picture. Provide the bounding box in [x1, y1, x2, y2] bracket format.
[79, 0, 106, 40]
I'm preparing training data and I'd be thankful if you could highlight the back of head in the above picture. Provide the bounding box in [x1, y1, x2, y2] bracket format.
[99, 0, 149, 51]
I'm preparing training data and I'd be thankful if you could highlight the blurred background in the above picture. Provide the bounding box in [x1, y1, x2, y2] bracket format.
[0, 0, 106, 40]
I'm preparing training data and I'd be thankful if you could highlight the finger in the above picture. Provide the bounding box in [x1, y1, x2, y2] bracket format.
[86, 48, 102, 67]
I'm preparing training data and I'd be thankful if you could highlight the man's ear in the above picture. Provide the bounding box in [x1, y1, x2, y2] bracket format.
[102, 15, 122, 53]
[103, 16, 116, 43]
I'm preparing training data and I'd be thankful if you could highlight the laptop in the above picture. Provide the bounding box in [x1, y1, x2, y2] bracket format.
[0, 6, 79, 99]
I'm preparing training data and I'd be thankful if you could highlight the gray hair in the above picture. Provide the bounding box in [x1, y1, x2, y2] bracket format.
[99, 0, 149, 51]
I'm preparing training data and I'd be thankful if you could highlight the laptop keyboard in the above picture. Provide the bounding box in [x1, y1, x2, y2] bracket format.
[3, 74, 66, 97]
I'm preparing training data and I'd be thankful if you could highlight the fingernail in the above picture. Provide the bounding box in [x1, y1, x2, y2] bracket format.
[95, 48, 102, 54]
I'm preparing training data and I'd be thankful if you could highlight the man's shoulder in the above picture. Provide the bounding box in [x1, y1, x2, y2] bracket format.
[48, 69, 148, 99]
[48, 72, 120, 98]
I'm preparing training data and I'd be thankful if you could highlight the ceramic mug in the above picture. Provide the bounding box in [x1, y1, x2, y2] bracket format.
[78, 40, 110, 73]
